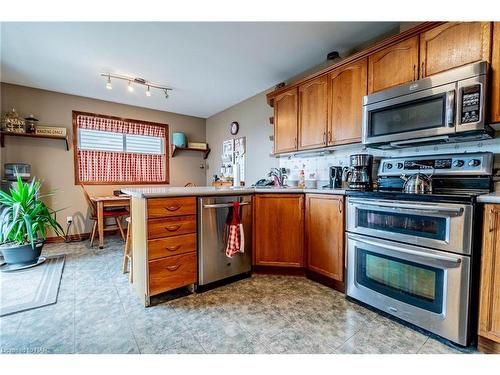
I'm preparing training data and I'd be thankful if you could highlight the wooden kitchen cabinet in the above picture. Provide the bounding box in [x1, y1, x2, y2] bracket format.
[305, 194, 344, 282]
[419, 22, 492, 78]
[254, 194, 304, 267]
[368, 36, 419, 94]
[298, 75, 328, 150]
[328, 58, 367, 145]
[490, 22, 500, 124]
[274, 88, 298, 153]
[478, 204, 500, 353]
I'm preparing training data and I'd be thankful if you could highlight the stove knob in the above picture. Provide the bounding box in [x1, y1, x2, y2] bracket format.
[453, 160, 464, 167]
[397, 162, 403, 169]
[468, 159, 481, 167]
[386, 163, 393, 170]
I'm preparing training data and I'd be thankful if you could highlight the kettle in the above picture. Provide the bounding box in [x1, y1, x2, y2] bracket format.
[400, 173, 433, 194]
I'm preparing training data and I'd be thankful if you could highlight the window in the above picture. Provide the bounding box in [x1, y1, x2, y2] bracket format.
[73, 111, 169, 184]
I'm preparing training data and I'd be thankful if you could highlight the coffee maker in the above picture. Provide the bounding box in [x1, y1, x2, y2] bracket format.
[343, 154, 373, 190]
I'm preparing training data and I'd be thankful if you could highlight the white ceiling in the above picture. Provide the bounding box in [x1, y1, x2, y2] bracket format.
[0, 22, 399, 118]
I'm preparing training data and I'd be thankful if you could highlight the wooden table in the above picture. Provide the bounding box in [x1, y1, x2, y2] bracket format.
[91, 195, 130, 249]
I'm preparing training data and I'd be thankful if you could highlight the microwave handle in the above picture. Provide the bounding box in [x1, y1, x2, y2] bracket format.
[446, 90, 455, 127]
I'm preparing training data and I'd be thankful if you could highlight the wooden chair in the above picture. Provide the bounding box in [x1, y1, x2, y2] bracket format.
[122, 217, 132, 282]
[81, 185, 128, 247]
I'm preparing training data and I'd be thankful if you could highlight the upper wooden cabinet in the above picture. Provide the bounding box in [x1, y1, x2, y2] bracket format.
[328, 58, 367, 145]
[491, 22, 500, 124]
[273, 88, 298, 153]
[419, 22, 492, 78]
[368, 36, 419, 94]
[298, 76, 328, 150]
[254, 194, 304, 267]
[478, 204, 500, 354]
[305, 194, 344, 282]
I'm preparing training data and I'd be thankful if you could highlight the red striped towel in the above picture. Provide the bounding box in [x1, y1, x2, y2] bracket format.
[226, 202, 245, 258]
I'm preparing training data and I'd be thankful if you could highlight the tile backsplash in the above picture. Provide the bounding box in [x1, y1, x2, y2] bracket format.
[279, 137, 500, 187]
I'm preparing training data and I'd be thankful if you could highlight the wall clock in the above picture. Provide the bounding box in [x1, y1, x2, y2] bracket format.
[230, 121, 239, 135]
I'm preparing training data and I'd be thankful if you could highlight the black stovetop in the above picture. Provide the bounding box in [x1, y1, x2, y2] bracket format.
[346, 189, 486, 204]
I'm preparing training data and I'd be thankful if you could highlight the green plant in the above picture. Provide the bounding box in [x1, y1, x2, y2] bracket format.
[0, 176, 64, 247]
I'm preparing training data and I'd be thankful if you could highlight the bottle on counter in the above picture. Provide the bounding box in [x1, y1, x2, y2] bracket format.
[298, 165, 305, 188]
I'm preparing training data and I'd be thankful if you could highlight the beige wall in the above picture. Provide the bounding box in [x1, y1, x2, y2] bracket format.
[205, 90, 278, 185]
[0, 83, 206, 236]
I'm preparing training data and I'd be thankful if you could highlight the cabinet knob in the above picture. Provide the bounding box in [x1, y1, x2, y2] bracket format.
[165, 245, 181, 252]
[166, 264, 181, 272]
[165, 224, 181, 232]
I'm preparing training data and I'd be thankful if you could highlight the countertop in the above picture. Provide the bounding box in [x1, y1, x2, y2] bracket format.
[477, 192, 500, 204]
[121, 186, 346, 198]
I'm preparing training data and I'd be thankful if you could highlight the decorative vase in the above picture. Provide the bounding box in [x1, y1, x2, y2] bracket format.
[172, 132, 187, 147]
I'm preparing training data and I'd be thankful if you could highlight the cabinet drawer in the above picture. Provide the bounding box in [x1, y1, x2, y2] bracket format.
[148, 252, 196, 296]
[147, 215, 196, 239]
[148, 233, 197, 260]
[147, 197, 196, 219]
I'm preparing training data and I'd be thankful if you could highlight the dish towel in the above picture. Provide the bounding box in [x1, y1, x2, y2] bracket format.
[226, 202, 245, 258]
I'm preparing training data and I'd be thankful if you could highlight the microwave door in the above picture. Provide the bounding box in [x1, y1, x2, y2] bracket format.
[362, 83, 457, 146]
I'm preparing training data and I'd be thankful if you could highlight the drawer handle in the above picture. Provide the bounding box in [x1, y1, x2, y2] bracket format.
[166, 264, 181, 272]
[165, 225, 181, 232]
[165, 205, 181, 212]
[165, 245, 181, 252]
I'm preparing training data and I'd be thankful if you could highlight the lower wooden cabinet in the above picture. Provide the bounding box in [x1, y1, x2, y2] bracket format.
[148, 252, 197, 296]
[478, 204, 500, 353]
[254, 194, 304, 267]
[305, 194, 344, 282]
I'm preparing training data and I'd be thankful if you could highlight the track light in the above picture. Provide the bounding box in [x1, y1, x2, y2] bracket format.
[101, 73, 173, 103]
[106, 75, 112, 90]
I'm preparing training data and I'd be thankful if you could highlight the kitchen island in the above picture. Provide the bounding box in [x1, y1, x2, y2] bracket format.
[122, 186, 346, 306]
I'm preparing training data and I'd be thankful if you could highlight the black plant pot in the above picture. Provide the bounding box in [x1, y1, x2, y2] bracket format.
[0, 241, 44, 265]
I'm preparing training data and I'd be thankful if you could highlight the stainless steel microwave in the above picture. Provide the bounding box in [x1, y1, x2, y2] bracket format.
[362, 61, 493, 148]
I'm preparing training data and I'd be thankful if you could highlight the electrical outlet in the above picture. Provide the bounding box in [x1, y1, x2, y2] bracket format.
[66, 216, 73, 224]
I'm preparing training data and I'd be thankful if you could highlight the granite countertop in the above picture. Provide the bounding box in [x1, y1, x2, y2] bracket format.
[477, 192, 500, 204]
[121, 186, 346, 198]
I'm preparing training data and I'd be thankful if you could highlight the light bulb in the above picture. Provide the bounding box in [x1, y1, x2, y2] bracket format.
[146, 86, 151, 96]
[106, 76, 112, 90]
[127, 81, 134, 92]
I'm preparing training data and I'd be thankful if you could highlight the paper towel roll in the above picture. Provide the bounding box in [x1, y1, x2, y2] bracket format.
[233, 163, 240, 187]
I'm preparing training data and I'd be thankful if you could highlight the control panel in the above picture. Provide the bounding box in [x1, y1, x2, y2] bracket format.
[378, 152, 492, 177]
[460, 85, 481, 124]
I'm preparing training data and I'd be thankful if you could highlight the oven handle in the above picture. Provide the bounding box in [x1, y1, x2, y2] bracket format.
[348, 199, 464, 216]
[348, 234, 462, 265]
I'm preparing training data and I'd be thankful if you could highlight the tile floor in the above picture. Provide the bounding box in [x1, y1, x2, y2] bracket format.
[0, 236, 468, 354]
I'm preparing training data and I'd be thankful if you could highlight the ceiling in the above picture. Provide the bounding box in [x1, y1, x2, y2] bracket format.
[0, 22, 399, 118]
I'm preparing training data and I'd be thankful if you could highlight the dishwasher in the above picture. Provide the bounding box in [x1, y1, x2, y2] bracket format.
[198, 195, 252, 286]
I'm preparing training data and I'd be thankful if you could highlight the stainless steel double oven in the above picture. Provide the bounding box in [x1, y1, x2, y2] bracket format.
[346, 197, 473, 345]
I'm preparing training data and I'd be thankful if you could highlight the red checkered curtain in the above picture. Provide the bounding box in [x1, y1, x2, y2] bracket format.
[76, 114, 167, 183]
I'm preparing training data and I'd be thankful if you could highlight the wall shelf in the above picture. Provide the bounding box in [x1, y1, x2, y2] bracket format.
[0, 131, 70, 151]
[171, 144, 211, 159]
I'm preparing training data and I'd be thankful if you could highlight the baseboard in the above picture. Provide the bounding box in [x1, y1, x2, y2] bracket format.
[45, 233, 90, 244]
[305, 269, 345, 293]
[478, 335, 500, 354]
[252, 265, 306, 276]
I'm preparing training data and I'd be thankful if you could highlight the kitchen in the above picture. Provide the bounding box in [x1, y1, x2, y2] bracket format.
[1, 4, 500, 371]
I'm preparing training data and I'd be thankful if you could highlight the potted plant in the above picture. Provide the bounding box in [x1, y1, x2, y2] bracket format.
[0, 176, 64, 265]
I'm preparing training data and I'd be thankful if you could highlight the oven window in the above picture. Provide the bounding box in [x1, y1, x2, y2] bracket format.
[357, 249, 444, 314]
[369, 93, 446, 137]
[357, 209, 447, 241]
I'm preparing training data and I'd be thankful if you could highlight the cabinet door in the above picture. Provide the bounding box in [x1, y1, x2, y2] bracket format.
[298, 76, 328, 150]
[491, 22, 500, 124]
[419, 22, 492, 78]
[478, 205, 500, 350]
[305, 194, 344, 281]
[274, 88, 298, 153]
[328, 58, 367, 145]
[368, 36, 419, 94]
[254, 194, 304, 267]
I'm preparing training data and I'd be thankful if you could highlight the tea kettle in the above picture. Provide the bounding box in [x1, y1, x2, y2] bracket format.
[400, 173, 433, 194]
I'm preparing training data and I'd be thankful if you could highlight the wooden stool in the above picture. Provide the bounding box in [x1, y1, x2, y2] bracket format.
[122, 217, 132, 282]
